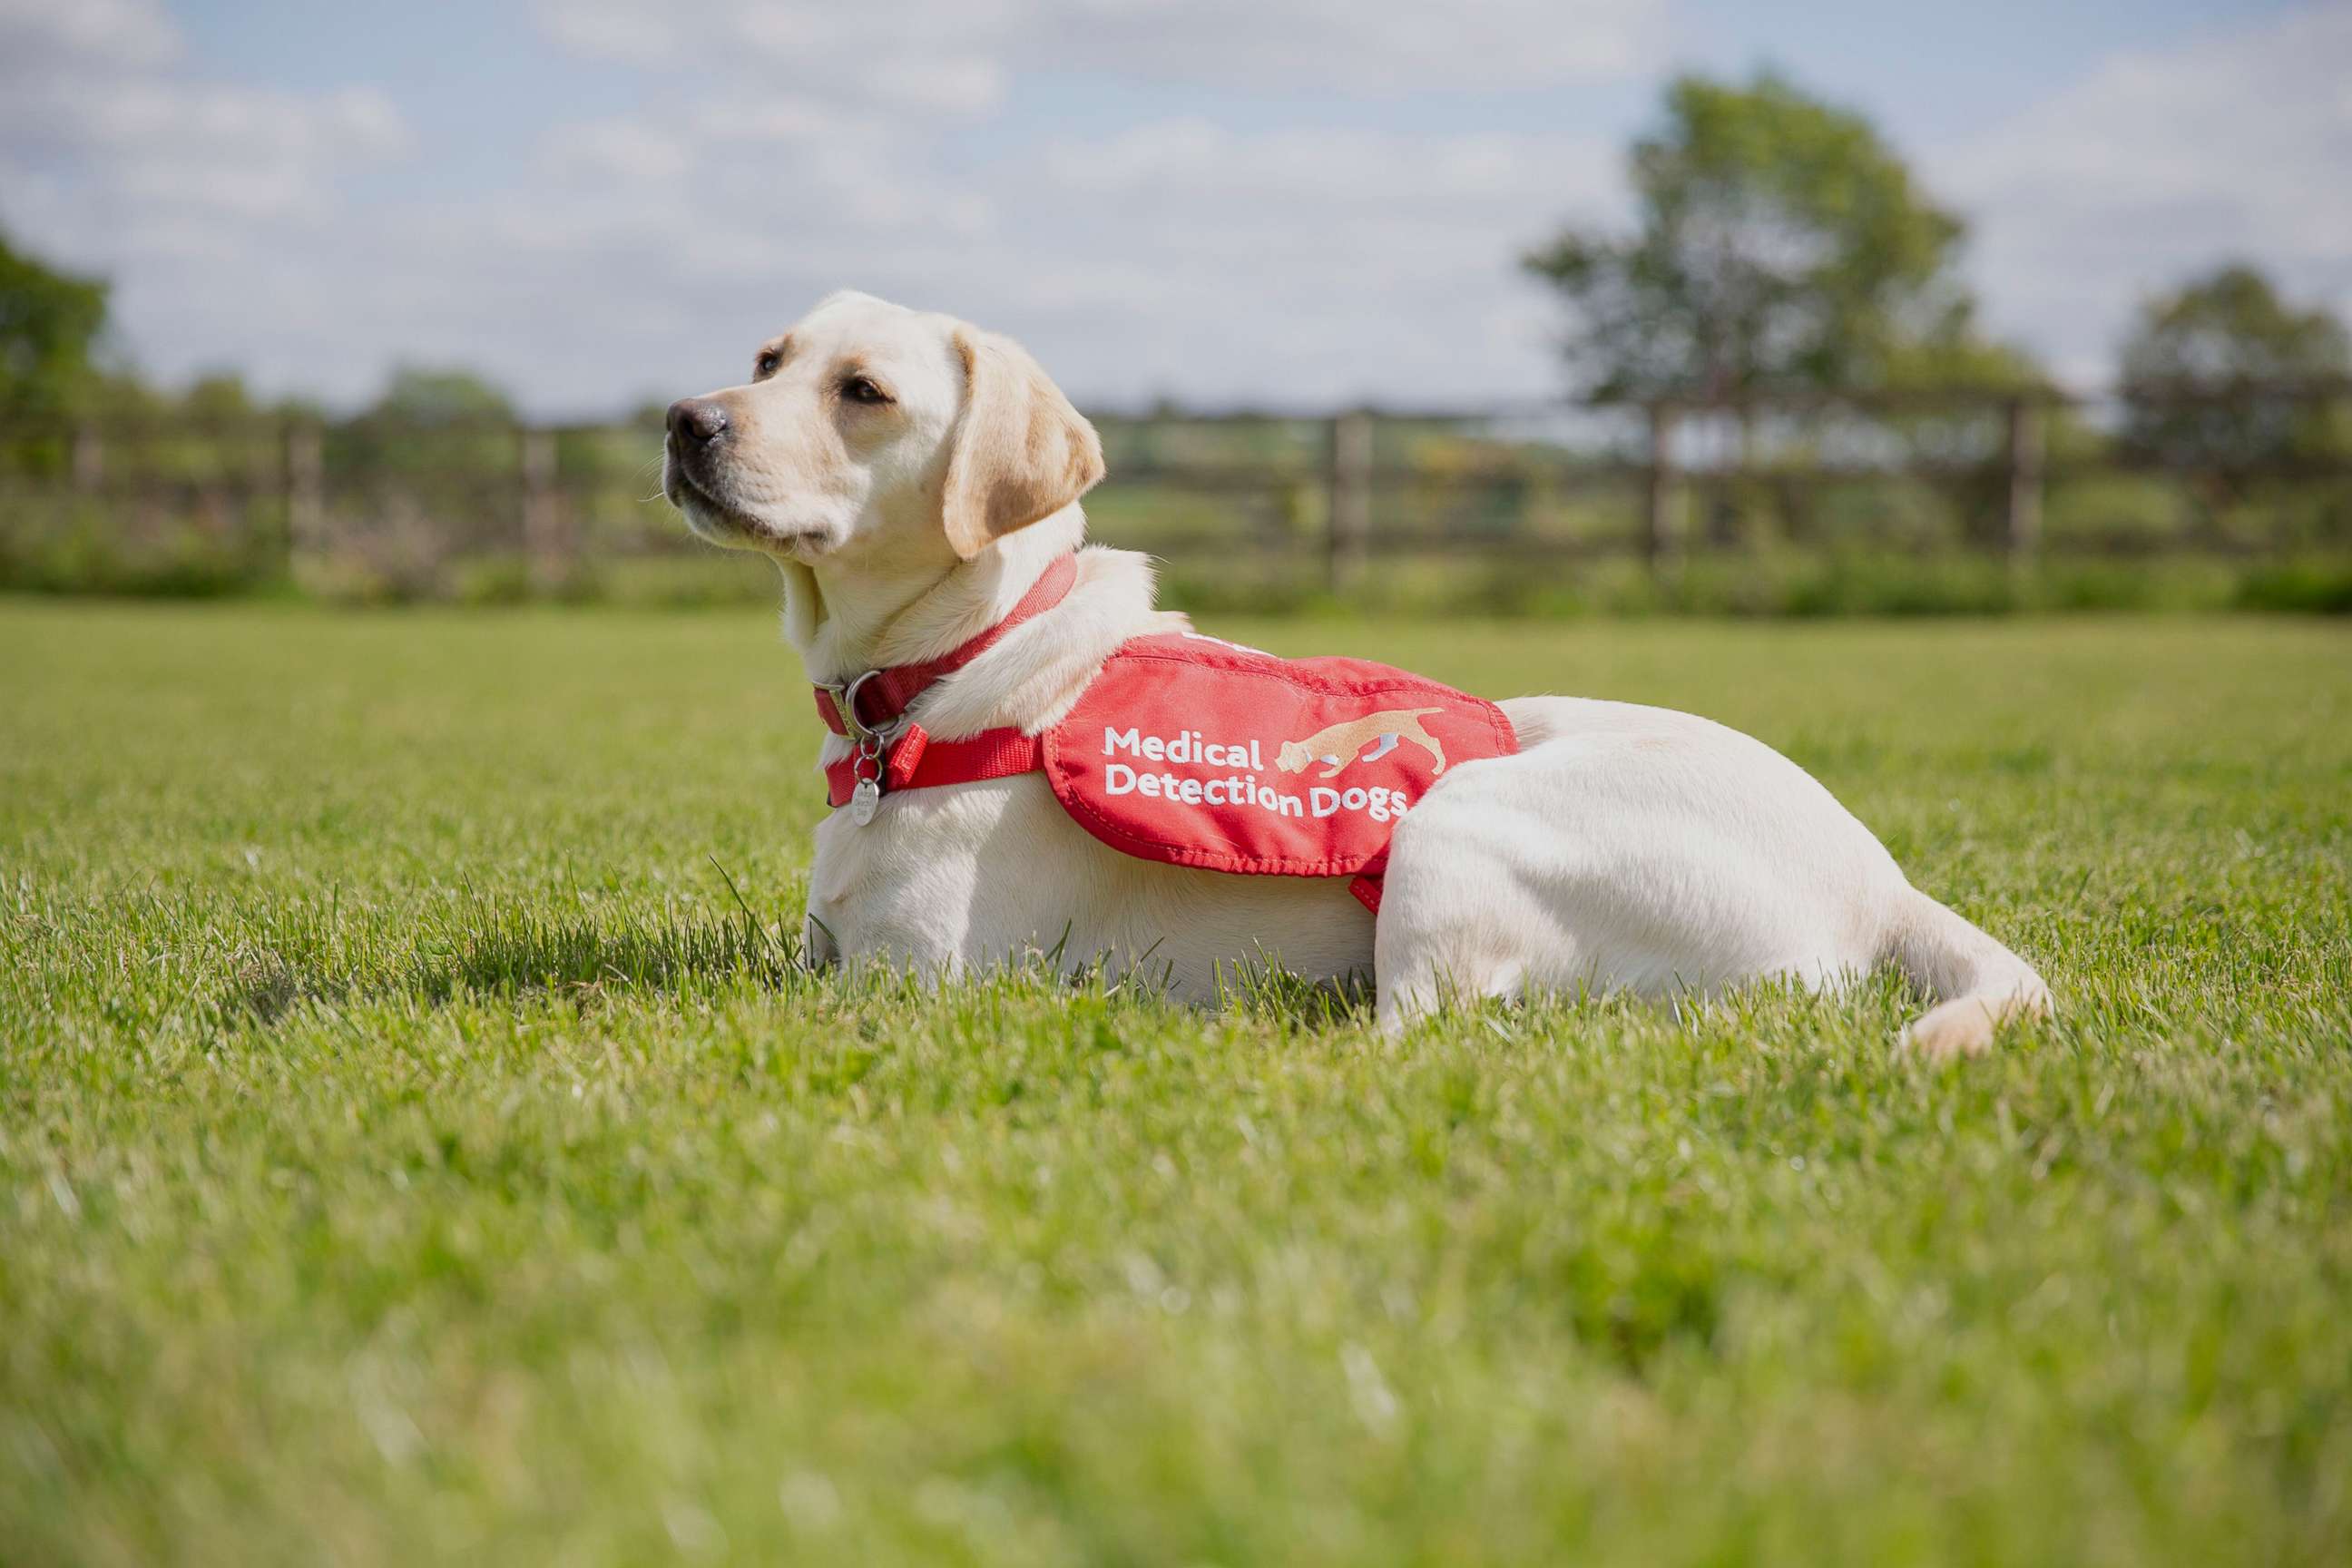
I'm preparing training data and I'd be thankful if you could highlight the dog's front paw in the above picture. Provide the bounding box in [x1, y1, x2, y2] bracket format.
[1896, 998, 1999, 1062]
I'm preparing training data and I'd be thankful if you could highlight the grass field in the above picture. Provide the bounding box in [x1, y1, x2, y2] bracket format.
[3, 600, 2348, 1566]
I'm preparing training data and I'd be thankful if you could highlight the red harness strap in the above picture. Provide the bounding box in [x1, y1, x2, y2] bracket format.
[814, 554, 1073, 809]
[820, 723, 1042, 808]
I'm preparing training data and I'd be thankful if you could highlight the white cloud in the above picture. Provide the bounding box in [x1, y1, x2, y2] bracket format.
[531, 0, 675, 67]
[865, 54, 1009, 115]
[1046, 120, 1606, 210]
[884, 118, 1615, 408]
[550, 117, 697, 187]
[1041, 0, 1658, 93]
[0, 0, 181, 71]
[0, 0, 408, 271]
[1937, 1, 2352, 381]
[534, 0, 1660, 97]
[535, 1, 1018, 113]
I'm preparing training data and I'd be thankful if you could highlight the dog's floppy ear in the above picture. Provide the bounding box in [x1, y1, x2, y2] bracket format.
[940, 326, 1105, 560]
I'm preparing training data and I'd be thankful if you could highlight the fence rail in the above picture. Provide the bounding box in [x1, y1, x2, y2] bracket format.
[5, 379, 2349, 603]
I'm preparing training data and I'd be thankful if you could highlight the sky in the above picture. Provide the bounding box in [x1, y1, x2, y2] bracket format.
[1, 0, 2347, 418]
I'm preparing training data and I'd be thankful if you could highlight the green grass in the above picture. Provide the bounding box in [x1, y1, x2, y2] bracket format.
[3, 601, 2347, 1566]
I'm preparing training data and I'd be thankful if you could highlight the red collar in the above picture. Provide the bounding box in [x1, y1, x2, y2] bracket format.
[814, 554, 1078, 816]
[813, 552, 1078, 740]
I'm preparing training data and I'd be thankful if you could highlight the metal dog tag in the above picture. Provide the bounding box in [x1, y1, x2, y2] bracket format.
[848, 777, 882, 826]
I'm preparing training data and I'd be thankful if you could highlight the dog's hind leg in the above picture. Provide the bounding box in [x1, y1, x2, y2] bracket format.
[1371, 756, 1568, 1033]
[1375, 944, 1529, 1034]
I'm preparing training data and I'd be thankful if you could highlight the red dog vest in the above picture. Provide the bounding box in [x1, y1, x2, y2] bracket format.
[815, 560, 1518, 912]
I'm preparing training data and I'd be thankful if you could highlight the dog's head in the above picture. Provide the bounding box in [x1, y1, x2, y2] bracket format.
[662, 291, 1104, 567]
[1275, 740, 1311, 774]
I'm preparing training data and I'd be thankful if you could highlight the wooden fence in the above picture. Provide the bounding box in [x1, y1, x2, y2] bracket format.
[3, 379, 2348, 601]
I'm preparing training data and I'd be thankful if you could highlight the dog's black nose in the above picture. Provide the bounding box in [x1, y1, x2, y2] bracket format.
[667, 397, 730, 445]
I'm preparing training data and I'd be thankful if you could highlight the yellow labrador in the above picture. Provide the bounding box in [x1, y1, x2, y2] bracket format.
[662, 291, 2049, 1056]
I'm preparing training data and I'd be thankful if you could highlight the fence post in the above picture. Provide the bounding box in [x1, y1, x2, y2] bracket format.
[520, 426, 564, 593]
[283, 420, 325, 587]
[1645, 400, 1680, 573]
[2004, 397, 2043, 567]
[71, 424, 103, 495]
[1326, 408, 1373, 595]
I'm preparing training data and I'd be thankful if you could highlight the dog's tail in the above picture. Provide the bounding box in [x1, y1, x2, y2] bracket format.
[1881, 887, 2051, 1060]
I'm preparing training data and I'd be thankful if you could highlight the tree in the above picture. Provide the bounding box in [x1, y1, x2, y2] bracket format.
[179, 372, 260, 423]
[1522, 74, 2014, 402]
[2118, 264, 2351, 496]
[0, 225, 110, 421]
[368, 366, 516, 427]
[352, 367, 522, 497]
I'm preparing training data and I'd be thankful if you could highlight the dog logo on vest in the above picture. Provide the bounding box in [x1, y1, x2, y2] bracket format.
[1277, 707, 1448, 780]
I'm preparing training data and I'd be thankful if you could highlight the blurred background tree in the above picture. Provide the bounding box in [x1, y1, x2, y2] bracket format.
[369, 367, 516, 428]
[0, 225, 110, 422]
[1522, 74, 2048, 550]
[1522, 73, 2031, 402]
[338, 365, 520, 485]
[178, 373, 261, 424]
[2119, 264, 2352, 503]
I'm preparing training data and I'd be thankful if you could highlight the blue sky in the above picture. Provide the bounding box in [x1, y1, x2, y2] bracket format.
[3, 0, 2346, 416]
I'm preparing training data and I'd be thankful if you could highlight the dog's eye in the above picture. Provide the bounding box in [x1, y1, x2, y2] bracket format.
[840, 375, 891, 406]
[753, 350, 781, 380]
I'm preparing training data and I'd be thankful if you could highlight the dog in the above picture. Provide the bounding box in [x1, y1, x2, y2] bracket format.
[1278, 709, 1448, 780]
[662, 290, 2050, 1058]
